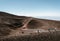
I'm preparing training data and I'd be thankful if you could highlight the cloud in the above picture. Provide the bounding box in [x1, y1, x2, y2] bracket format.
[16, 11, 60, 17]
[5, 10, 60, 17]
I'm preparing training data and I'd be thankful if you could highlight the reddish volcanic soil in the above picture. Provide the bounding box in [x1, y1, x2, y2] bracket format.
[0, 11, 60, 41]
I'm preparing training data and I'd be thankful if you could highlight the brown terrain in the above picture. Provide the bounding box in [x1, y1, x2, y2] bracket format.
[0, 11, 60, 41]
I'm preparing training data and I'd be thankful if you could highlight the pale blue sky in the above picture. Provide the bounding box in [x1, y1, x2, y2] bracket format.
[0, 0, 60, 20]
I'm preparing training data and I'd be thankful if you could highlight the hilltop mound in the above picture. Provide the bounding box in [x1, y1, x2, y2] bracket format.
[0, 11, 31, 37]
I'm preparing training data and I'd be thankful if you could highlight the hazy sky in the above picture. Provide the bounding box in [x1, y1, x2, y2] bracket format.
[0, 0, 60, 20]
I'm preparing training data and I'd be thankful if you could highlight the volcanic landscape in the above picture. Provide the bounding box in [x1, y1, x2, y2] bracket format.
[0, 11, 60, 41]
